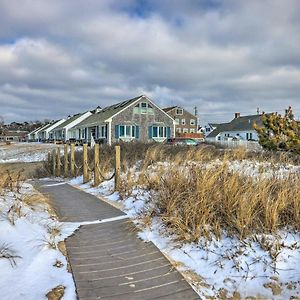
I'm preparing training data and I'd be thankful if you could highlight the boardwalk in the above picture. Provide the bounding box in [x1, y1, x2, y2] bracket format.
[35, 180, 199, 300]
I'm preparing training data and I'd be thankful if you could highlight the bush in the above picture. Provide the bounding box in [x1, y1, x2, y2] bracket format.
[254, 107, 300, 153]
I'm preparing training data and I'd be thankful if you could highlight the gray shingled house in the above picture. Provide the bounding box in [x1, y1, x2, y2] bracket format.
[69, 95, 175, 145]
[163, 106, 198, 135]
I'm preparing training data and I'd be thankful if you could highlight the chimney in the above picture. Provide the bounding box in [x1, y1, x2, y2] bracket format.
[95, 106, 102, 113]
[235, 112, 240, 119]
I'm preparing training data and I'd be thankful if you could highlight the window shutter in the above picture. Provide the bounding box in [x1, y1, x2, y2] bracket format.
[167, 127, 171, 138]
[105, 124, 108, 138]
[115, 125, 119, 139]
[136, 126, 140, 139]
[148, 126, 152, 139]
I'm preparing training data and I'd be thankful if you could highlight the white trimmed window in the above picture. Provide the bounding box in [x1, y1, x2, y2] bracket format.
[119, 125, 136, 138]
[181, 119, 186, 125]
[190, 128, 195, 133]
[183, 128, 188, 133]
[141, 102, 148, 114]
[99, 125, 106, 138]
[175, 118, 180, 125]
[176, 108, 183, 115]
[190, 119, 196, 125]
[152, 126, 167, 138]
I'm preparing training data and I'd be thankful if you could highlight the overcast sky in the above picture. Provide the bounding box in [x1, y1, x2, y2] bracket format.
[0, 0, 300, 124]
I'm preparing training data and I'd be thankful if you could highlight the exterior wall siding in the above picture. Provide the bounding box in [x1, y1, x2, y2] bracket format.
[210, 130, 258, 141]
[165, 107, 197, 135]
[111, 98, 174, 143]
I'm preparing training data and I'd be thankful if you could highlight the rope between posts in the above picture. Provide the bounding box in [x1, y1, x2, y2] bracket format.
[96, 164, 115, 181]
[74, 162, 83, 170]
[85, 161, 94, 172]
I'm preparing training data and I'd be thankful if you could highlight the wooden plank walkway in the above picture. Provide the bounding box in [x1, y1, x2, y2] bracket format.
[35, 180, 199, 300]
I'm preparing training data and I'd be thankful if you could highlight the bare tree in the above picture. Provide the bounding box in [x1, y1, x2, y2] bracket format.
[0, 116, 4, 134]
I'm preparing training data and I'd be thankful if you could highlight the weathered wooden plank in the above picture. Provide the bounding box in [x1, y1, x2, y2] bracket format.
[34, 180, 199, 299]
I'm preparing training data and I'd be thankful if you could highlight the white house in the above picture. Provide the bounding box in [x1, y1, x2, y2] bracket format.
[37, 119, 65, 141]
[206, 113, 262, 142]
[50, 111, 92, 142]
[27, 124, 50, 142]
[200, 123, 221, 137]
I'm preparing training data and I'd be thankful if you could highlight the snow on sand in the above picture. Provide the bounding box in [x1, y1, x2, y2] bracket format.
[0, 142, 57, 163]
[0, 182, 79, 300]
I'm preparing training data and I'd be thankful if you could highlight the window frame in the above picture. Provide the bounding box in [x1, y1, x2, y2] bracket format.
[152, 126, 167, 138]
[176, 108, 183, 115]
[190, 119, 196, 126]
[119, 125, 136, 138]
[183, 128, 189, 133]
[141, 102, 148, 114]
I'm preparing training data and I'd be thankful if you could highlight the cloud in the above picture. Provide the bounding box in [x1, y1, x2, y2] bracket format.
[0, 0, 300, 123]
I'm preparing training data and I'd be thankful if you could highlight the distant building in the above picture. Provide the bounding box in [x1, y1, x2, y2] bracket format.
[0, 130, 28, 142]
[163, 106, 199, 137]
[37, 119, 66, 142]
[27, 124, 50, 142]
[50, 111, 92, 142]
[202, 123, 221, 137]
[206, 113, 263, 142]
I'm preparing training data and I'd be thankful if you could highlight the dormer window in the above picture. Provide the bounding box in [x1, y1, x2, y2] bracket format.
[176, 108, 183, 115]
[141, 102, 147, 114]
[133, 102, 154, 115]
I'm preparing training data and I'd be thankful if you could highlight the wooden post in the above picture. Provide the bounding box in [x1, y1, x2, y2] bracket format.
[94, 143, 100, 186]
[64, 144, 68, 177]
[56, 147, 61, 177]
[47, 152, 51, 172]
[70, 144, 75, 177]
[83, 144, 89, 183]
[52, 149, 56, 176]
[114, 145, 121, 191]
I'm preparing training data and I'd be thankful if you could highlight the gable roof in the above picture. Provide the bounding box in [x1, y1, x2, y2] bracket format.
[208, 123, 221, 128]
[74, 95, 142, 128]
[28, 126, 43, 135]
[40, 119, 64, 132]
[163, 106, 196, 119]
[206, 123, 230, 138]
[206, 114, 263, 138]
[40, 122, 55, 132]
[34, 123, 51, 134]
[163, 106, 177, 113]
[52, 113, 83, 131]
[73, 95, 174, 128]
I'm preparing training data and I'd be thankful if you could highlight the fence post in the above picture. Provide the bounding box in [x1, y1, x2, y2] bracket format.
[52, 149, 56, 176]
[64, 144, 68, 177]
[56, 147, 61, 177]
[70, 144, 75, 177]
[114, 145, 120, 191]
[83, 144, 89, 183]
[94, 143, 100, 186]
[48, 152, 51, 172]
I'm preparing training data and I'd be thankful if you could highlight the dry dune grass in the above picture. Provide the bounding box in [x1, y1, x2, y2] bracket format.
[123, 146, 300, 241]
[0, 168, 57, 217]
[47, 142, 300, 240]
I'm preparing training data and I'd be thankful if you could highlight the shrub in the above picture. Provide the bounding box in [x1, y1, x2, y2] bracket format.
[254, 107, 300, 153]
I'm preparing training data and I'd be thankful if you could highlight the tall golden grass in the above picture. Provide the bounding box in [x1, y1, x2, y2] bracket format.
[134, 146, 300, 241]
[47, 142, 300, 240]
